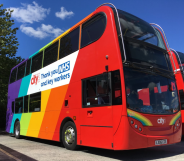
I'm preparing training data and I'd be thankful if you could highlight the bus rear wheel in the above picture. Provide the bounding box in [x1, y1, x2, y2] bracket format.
[62, 121, 79, 150]
[14, 121, 21, 139]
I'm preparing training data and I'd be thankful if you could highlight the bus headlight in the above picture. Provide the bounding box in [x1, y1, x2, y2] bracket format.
[174, 117, 181, 132]
[128, 117, 145, 135]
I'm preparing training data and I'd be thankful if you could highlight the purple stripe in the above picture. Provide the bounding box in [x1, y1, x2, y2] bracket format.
[10, 59, 28, 72]
[6, 79, 22, 132]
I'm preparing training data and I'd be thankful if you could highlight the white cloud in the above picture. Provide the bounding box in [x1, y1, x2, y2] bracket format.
[20, 24, 64, 39]
[55, 7, 74, 20]
[9, 1, 50, 24]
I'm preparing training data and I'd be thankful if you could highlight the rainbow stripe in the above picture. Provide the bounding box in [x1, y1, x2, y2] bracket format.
[7, 12, 95, 141]
[127, 109, 153, 126]
[28, 13, 94, 59]
[169, 111, 181, 125]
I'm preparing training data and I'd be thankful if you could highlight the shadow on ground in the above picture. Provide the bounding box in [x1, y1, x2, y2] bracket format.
[13, 134, 184, 161]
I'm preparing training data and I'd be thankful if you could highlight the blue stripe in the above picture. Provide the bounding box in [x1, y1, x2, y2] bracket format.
[18, 74, 32, 97]
[29, 50, 39, 58]
[9, 114, 22, 133]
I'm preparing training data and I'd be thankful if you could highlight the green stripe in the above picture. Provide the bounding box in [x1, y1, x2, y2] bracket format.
[20, 113, 32, 135]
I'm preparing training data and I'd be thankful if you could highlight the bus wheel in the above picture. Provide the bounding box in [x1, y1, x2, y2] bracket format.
[62, 121, 79, 150]
[14, 121, 21, 139]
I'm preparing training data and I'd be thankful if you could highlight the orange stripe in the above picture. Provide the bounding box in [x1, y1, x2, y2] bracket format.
[38, 85, 68, 140]
[79, 25, 82, 49]
[70, 12, 94, 31]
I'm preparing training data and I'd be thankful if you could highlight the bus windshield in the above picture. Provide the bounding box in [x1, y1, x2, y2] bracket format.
[116, 9, 172, 71]
[118, 10, 165, 49]
[124, 67, 179, 114]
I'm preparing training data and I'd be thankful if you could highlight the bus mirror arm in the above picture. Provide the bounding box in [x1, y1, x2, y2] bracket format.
[150, 23, 177, 74]
[96, 3, 127, 63]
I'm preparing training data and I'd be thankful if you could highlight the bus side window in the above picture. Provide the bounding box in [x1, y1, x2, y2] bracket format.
[15, 97, 23, 113]
[82, 73, 110, 107]
[81, 13, 106, 48]
[17, 63, 26, 80]
[10, 68, 17, 84]
[24, 95, 28, 113]
[29, 92, 41, 112]
[12, 101, 15, 113]
[31, 51, 43, 73]
[112, 70, 122, 105]
[25, 59, 31, 76]
[59, 27, 79, 59]
[44, 41, 59, 67]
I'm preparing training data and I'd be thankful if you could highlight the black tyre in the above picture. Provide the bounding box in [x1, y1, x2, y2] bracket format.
[14, 121, 21, 139]
[62, 121, 79, 150]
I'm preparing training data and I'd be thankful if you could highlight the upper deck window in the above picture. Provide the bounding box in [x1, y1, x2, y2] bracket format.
[17, 63, 26, 80]
[117, 10, 159, 47]
[44, 41, 58, 67]
[10, 68, 17, 84]
[59, 27, 79, 59]
[25, 59, 31, 76]
[31, 51, 43, 73]
[81, 14, 106, 48]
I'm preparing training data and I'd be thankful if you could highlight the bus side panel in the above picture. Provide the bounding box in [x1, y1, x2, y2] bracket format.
[25, 89, 51, 137]
[37, 85, 68, 140]
[81, 126, 113, 149]
[52, 81, 81, 141]
[6, 79, 22, 133]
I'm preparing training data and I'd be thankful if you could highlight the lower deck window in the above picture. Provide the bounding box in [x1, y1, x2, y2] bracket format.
[15, 97, 23, 113]
[82, 73, 111, 107]
[29, 92, 41, 112]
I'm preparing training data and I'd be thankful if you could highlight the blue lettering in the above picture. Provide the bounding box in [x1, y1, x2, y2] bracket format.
[58, 61, 70, 74]
[41, 72, 50, 79]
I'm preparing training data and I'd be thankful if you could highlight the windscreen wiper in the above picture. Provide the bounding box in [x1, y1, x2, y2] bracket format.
[124, 61, 174, 79]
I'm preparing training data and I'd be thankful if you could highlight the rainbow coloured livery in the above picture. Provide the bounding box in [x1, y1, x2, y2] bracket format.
[6, 3, 182, 150]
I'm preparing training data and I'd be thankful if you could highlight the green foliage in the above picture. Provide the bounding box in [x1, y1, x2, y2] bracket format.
[0, 4, 24, 129]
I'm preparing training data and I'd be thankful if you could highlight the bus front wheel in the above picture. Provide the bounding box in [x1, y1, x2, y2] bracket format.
[14, 121, 21, 139]
[62, 121, 79, 150]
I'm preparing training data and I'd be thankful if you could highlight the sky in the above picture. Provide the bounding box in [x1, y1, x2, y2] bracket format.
[2, 0, 184, 59]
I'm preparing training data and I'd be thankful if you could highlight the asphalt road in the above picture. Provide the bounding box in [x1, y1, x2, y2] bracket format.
[0, 133, 184, 161]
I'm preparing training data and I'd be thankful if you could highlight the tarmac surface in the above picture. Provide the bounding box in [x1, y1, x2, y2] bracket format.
[0, 131, 184, 161]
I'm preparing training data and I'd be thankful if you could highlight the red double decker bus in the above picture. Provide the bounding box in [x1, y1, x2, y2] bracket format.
[150, 24, 184, 135]
[170, 50, 184, 134]
[6, 3, 181, 150]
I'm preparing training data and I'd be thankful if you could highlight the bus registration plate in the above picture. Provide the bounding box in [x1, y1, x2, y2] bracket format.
[155, 139, 167, 145]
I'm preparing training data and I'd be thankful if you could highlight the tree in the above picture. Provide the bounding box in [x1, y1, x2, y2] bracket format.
[0, 4, 24, 130]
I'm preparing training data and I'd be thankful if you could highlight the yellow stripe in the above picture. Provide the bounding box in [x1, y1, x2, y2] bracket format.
[52, 29, 70, 44]
[26, 89, 51, 137]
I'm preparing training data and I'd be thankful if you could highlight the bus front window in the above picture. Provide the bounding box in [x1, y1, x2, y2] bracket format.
[124, 67, 179, 114]
[117, 9, 165, 49]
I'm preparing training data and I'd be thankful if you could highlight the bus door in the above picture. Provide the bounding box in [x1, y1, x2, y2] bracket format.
[80, 72, 113, 148]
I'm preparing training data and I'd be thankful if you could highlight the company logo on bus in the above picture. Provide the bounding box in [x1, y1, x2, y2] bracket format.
[58, 61, 70, 74]
[157, 118, 166, 125]
[31, 73, 40, 85]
